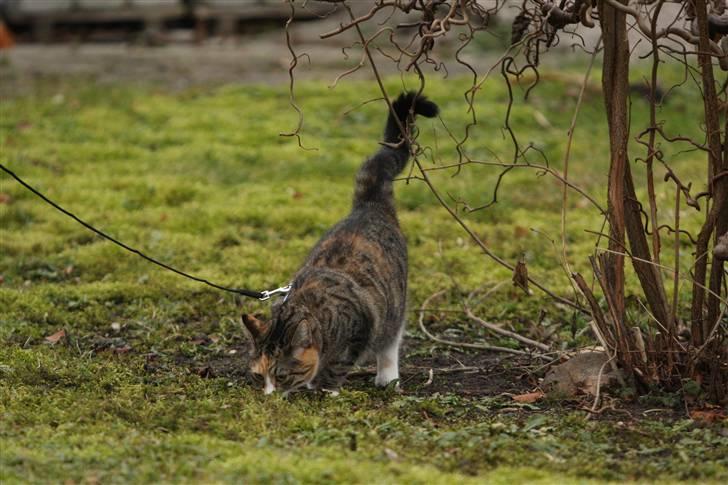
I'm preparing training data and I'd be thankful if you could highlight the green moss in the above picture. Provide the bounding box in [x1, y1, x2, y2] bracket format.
[0, 66, 724, 483]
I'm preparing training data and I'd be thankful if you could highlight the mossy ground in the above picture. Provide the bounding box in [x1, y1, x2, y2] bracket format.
[1, 63, 726, 483]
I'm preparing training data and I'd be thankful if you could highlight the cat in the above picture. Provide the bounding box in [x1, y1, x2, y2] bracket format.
[242, 92, 438, 395]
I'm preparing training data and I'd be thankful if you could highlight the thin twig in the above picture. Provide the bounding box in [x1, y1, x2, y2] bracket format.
[418, 290, 549, 359]
[463, 307, 551, 351]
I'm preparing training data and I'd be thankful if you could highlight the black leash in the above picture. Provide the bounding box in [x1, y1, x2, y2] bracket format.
[0, 163, 290, 301]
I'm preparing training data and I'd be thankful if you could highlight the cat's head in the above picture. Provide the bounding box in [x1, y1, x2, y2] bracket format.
[242, 310, 319, 395]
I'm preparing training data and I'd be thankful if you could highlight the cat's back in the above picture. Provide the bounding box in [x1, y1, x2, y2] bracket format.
[289, 206, 407, 348]
[304, 206, 407, 282]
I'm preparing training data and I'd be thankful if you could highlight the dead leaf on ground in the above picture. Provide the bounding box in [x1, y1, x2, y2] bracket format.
[511, 390, 545, 403]
[689, 408, 727, 423]
[45, 329, 66, 344]
[512, 256, 530, 295]
[112, 345, 132, 355]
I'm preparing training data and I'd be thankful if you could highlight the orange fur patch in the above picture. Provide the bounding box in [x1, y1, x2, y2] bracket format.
[294, 347, 320, 379]
[250, 354, 270, 375]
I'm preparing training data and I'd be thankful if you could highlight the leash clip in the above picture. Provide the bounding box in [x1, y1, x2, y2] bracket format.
[259, 284, 292, 301]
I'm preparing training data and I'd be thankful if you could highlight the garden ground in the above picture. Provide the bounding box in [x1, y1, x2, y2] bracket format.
[1, 47, 727, 483]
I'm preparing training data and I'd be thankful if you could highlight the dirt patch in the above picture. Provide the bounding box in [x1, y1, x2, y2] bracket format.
[153, 334, 692, 423]
[162, 335, 535, 398]
[393, 346, 536, 398]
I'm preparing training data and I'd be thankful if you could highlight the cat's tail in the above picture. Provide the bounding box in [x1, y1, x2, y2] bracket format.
[384, 91, 439, 149]
[354, 92, 438, 206]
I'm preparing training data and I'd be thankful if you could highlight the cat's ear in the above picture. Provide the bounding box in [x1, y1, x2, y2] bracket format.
[242, 314, 269, 342]
[291, 319, 318, 357]
[291, 319, 313, 349]
[291, 320, 318, 366]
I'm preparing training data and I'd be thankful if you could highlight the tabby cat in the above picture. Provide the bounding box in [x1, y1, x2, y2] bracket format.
[242, 92, 438, 395]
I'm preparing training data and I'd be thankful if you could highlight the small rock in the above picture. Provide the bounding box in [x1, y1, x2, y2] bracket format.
[542, 351, 622, 397]
[384, 448, 399, 461]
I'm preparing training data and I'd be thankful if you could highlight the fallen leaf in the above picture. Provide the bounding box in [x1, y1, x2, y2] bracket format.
[45, 329, 66, 344]
[511, 390, 544, 403]
[512, 257, 530, 295]
[690, 408, 726, 423]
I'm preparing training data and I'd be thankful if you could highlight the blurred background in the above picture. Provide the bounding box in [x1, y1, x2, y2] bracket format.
[0, 0, 563, 95]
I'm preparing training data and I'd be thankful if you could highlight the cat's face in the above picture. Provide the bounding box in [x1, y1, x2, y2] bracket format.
[242, 313, 319, 395]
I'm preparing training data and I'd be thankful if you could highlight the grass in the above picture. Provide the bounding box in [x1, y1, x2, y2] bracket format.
[1, 62, 726, 483]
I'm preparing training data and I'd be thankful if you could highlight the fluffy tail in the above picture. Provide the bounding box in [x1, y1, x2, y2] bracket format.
[384, 91, 439, 147]
[354, 92, 439, 207]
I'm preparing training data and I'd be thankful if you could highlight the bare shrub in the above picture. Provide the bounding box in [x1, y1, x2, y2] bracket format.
[284, 0, 727, 402]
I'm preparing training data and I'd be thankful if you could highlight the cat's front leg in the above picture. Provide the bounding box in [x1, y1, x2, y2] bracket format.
[310, 361, 351, 395]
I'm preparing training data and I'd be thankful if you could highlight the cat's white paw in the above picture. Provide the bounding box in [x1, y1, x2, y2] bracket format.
[321, 388, 340, 397]
[374, 368, 399, 388]
[375, 326, 403, 389]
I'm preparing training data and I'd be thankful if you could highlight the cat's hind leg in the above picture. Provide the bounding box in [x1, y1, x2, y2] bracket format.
[375, 325, 403, 387]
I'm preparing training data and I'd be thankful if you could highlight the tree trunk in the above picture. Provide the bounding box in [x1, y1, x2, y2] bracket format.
[599, 0, 630, 332]
[691, 0, 726, 348]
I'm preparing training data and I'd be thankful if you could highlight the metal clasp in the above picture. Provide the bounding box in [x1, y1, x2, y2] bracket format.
[258, 284, 292, 301]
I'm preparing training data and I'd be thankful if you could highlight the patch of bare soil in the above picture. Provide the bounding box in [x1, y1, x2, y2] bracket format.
[162, 336, 533, 397]
[155, 333, 693, 423]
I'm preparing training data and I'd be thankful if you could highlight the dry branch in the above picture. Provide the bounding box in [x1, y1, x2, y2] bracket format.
[418, 290, 548, 358]
[463, 307, 551, 352]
